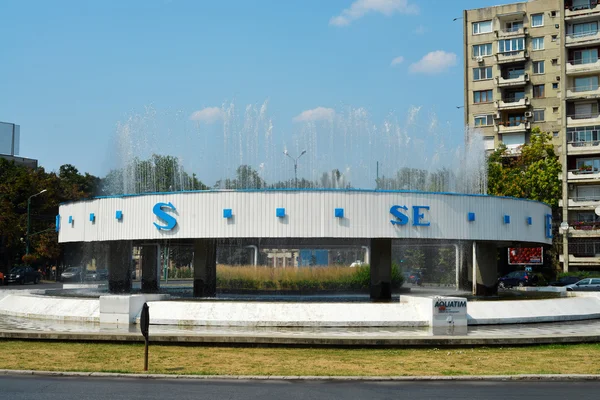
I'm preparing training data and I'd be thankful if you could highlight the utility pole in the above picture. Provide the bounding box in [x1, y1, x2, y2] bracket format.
[26, 189, 48, 255]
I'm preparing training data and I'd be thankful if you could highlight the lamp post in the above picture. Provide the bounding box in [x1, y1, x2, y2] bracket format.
[284, 150, 307, 188]
[26, 189, 47, 255]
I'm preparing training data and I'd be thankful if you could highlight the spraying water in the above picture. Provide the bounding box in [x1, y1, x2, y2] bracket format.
[103, 102, 487, 195]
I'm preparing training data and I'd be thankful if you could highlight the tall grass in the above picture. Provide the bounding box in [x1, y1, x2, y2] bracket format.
[216, 264, 403, 291]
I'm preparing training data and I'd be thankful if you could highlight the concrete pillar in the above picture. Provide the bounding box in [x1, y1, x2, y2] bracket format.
[472, 242, 498, 296]
[141, 245, 159, 293]
[193, 239, 217, 297]
[107, 241, 132, 293]
[457, 242, 472, 291]
[370, 238, 392, 301]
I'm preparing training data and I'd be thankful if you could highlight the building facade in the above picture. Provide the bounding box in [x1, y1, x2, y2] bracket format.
[464, 0, 600, 272]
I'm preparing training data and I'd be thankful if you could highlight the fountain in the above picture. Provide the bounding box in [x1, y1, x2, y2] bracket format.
[0, 101, 560, 337]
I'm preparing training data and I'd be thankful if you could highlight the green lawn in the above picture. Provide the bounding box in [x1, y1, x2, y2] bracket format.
[1, 341, 600, 376]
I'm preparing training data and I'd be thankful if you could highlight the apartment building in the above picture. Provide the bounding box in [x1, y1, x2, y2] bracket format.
[464, 0, 600, 272]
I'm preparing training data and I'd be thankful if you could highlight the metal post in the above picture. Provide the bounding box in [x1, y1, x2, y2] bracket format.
[25, 189, 47, 256]
[294, 161, 298, 188]
[26, 197, 31, 255]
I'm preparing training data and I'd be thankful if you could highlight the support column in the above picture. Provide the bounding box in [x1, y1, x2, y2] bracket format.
[193, 239, 217, 297]
[107, 241, 132, 293]
[141, 245, 159, 293]
[370, 238, 392, 301]
[472, 242, 498, 296]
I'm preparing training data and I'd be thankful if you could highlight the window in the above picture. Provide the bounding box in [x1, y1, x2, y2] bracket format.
[573, 102, 598, 118]
[553, 131, 559, 137]
[551, 58, 558, 65]
[576, 158, 600, 172]
[533, 61, 545, 74]
[473, 67, 492, 80]
[498, 38, 525, 53]
[550, 11, 557, 17]
[553, 82, 559, 89]
[553, 106, 559, 113]
[483, 136, 495, 150]
[474, 90, 493, 103]
[572, 0, 593, 10]
[506, 21, 523, 32]
[531, 13, 544, 27]
[574, 76, 599, 92]
[532, 37, 545, 50]
[552, 35, 558, 42]
[573, 21, 598, 37]
[573, 48, 599, 64]
[504, 90, 525, 102]
[569, 126, 600, 142]
[473, 20, 492, 35]
[474, 115, 494, 126]
[503, 66, 524, 79]
[533, 84, 545, 98]
[472, 43, 493, 57]
[533, 109, 545, 122]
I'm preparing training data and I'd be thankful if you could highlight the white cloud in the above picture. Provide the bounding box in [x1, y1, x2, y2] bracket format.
[329, 0, 418, 27]
[409, 51, 457, 74]
[293, 107, 336, 123]
[390, 56, 404, 66]
[414, 25, 426, 34]
[189, 107, 225, 123]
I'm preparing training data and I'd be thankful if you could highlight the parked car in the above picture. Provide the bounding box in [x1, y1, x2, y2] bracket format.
[549, 276, 581, 287]
[403, 271, 422, 285]
[85, 269, 108, 282]
[60, 267, 85, 282]
[0, 271, 4, 285]
[5, 266, 41, 285]
[349, 260, 365, 268]
[566, 278, 600, 291]
[497, 271, 538, 289]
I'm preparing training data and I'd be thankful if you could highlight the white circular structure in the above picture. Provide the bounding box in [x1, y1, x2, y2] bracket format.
[57, 190, 553, 244]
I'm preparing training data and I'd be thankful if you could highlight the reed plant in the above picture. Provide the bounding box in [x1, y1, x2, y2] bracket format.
[216, 264, 403, 291]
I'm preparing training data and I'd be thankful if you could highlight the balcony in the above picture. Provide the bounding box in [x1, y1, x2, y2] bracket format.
[567, 139, 600, 155]
[565, 1, 600, 19]
[496, 97, 530, 110]
[567, 113, 600, 126]
[496, 121, 530, 133]
[565, 196, 600, 208]
[495, 27, 526, 38]
[566, 84, 600, 99]
[568, 221, 600, 237]
[567, 168, 600, 181]
[500, 146, 522, 157]
[495, 73, 529, 87]
[495, 50, 528, 64]
[566, 58, 600, 75]
[566, 29, 600, 46]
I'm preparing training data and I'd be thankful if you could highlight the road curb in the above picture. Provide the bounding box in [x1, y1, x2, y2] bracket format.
[2, 329, 600, 346]
[1, 369, 600, 381]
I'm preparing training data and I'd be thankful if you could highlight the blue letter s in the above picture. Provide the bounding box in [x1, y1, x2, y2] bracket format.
[153, 202, 177, 231]
[390, 205, 409, 225]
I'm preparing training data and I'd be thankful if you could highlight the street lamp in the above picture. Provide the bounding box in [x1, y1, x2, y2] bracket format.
[284, 150, 307, 188]
[26, 189, 47, 255]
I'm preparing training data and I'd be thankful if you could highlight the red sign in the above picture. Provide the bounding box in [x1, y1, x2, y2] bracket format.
[508, 247, 543, 265]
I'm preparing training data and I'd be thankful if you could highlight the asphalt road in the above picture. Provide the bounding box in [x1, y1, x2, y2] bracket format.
[1, 375, 599, 400]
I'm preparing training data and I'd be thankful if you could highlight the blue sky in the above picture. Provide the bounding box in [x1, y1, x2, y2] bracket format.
[0, 0, 504, 188]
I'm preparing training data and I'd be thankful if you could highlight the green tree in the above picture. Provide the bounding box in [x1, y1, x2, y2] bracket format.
[103, 154, 208, 195]
[487, 127, 561, 207]
[0, 159, 101, 271]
